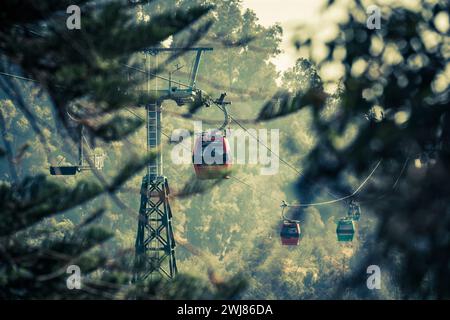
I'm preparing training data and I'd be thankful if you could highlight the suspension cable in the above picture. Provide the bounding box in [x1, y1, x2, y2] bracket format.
[212, 101, 341, 199]
[125, 107, 381, 208]
[122, 64, 369, 203]
[2, 68, 385, 210]
[0, 71, 39, 83]
[357, 156, 411, 204]
[283, 160, 382, 208]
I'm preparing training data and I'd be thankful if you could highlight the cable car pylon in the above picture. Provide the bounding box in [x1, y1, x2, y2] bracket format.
[133, 100, 178, 280]
[133, 47, 212, 281]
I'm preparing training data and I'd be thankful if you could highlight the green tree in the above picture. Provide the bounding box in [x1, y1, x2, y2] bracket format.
[0, 0, 246, 299]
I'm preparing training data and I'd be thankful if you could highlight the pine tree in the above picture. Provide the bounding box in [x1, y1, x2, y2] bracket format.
[0, 0, 246, 299]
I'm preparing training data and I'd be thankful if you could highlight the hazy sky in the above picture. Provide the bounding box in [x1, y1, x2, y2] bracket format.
[242, 0, 325, 72]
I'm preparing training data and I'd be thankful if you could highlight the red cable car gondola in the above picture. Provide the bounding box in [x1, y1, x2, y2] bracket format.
[280, 220, 301, 245]
[193, 131, 232, 179]
[279, 201, 301, 246]
[192, 93, 232, 179]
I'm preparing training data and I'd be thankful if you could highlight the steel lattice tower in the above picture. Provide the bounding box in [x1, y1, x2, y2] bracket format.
[133, 48, 212, 280]
[133, 100, 177, 280]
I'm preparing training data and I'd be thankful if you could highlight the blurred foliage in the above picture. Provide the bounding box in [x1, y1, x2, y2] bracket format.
[286, 0, 449, 299]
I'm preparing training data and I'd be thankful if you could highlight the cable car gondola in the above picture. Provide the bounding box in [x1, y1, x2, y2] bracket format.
[279, 201, 301, 246]
[193, 131, 232, 179]
[192, 93, 232, 179]
[280, 220, 301, 245]
[336, 217, 355, 242]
